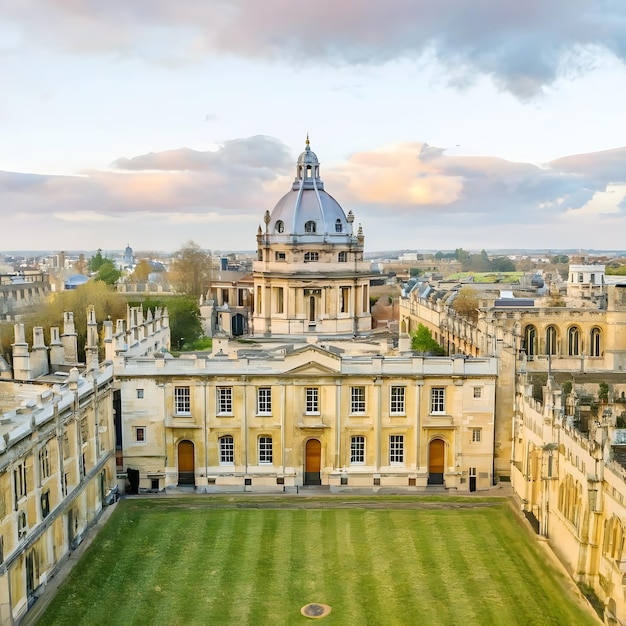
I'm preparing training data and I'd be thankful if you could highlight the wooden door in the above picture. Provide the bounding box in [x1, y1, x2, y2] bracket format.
[178, 440, 195, 485]
[304, 439, 321, 485]
[428, 439, 445, 485]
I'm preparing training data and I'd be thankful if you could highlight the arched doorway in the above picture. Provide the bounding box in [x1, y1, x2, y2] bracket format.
[304, 439, 321, 485]
[428, 439, 445, 485]
[178, 440, 195, 486]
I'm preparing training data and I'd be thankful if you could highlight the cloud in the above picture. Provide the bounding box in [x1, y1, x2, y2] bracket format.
[4, 1, 626, 97]
[2, 135, 626, 250]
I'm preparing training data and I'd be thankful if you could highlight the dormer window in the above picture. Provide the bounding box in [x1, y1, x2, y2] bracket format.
[335, 219, 342, 233]
[304, 221, 316, 233]
[304, 252, 319, 262]
[275, 220, 284, 233]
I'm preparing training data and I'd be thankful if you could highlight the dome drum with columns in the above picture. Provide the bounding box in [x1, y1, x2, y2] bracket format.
[252, 138, 373, 338]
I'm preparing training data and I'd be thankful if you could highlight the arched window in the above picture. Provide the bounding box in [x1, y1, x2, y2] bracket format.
[590, 327, 602, 357]
[219, 436, 234, 465]
[523, 325, 537, 357]
[275, 220, 284, 233]
[335, 219, 343, 233]
[258, 436, 273, 464]
[545, 326, 558, 356]
[338, 251, 347, 263]
[568, 327, 580, 356]
[304, 221, 316, 233]
[304, 252, 319, 262]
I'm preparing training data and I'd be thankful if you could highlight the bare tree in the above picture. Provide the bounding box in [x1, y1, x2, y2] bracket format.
[170, 241, 212, 296]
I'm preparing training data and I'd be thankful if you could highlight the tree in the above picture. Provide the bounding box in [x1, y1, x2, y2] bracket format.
[89, 249, 106, 272]
[130, 259, 152, 283]
[409, 267, 421, 278]
[491, 256, 516, 272]
[94, 259, 122, 285]
[410, 323, 445, 355]
[451, 287, 479, 322]
[170, 241, 212, 296]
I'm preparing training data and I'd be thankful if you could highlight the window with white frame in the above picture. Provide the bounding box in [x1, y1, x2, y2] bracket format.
[257, 387, 272, 415]
[338, 251, 347, 262]
[137, 389, 144, 399]
[351, 386, 366, 414]
[350, 436, 365, 464]
[219, 436, 234, 465]
[473, 387, 482, 399]
[305, 387, 319, 414]
[135, 427, 146, 443]
[217, 387, 233, 414]
[389, 435, 404, 464]
[472, 428, 481, 443]
[430, 387, 446, 414]
[390, 387, 406, 414]
[174, 386, 191, 415]
[304, 251, 319, 262]
[258, 436, 273, 464]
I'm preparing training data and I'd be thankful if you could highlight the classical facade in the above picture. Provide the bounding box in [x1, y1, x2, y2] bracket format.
[115, 343, 497, 492]
[252, 139, 373, 337]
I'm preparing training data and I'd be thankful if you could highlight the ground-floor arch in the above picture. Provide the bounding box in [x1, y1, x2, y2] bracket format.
[304, 439, 322, 485]
[178, 440, 195, 486]
[428, 438, 445, 485]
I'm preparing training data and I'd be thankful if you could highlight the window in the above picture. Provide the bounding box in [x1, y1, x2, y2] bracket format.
[473, 387, 482, 399]
[545, 326, 557, 356]
[430, 388, 446, 414]
[217, 387, 233, 414]
[17, 511, 27, 540]
[390, 387, 405, 414]
[305, 387, 319, 414]
[39, 446, 50, 481]
[275, 251, 286, 261]
[335, 219, 343, 233]
[351, 387, 366, 414]
[41, 491, 50, 519]
[590, 327, 602, 357]
[472, 429, 481, 443]
[219, 436, 234, 465]
[304, 251, 319, 262]
[275, 287, 284, 314]
[275, 220, 284, 233]
[351, 436, 365, 464]
[63, 432, 70, 458]
[258, 436, 273, 464]
[341, 287, 349, 313]
[568, 326, 580, 356]
[257, 387, 272, 415]
[14, 462, 27, 507]
[389, 435, 404, 464]
[135, 427, 146, 443]
[338, 251, 347, 263]
[523, 325, 536, 357]
[137, 389, 144, 399]
[80, 418, 89, 441]
[304, 220, 316, 233]
[174, 386, 191, 415]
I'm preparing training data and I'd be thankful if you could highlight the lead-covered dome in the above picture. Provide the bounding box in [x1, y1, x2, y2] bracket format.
[265, 138, 354, 241]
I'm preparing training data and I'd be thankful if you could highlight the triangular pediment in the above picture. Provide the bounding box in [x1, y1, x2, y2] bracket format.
[282, 345, 341, 375]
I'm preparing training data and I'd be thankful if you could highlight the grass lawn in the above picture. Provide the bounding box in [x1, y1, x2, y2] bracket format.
[39, 497, 597, 626]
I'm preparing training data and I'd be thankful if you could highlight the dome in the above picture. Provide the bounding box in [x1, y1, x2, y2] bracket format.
[265, 138, 355, 241]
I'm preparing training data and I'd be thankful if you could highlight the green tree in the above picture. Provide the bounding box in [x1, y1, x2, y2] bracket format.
[410, 324, 445, 355]
[170, 241, 212, 296]
[89, 249, 106, 272]
[434, 251, 444, 260]
[137, 296, 203, 350]
[491, 256, 516, 272]
[94, 259, 122, 285]
[409, 267, 421, 278]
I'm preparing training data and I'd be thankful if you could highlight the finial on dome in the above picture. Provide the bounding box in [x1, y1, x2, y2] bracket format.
[305, 133, 310, 148]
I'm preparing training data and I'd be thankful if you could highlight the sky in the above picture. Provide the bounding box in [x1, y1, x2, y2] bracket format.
[3, 0, 626, 254]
